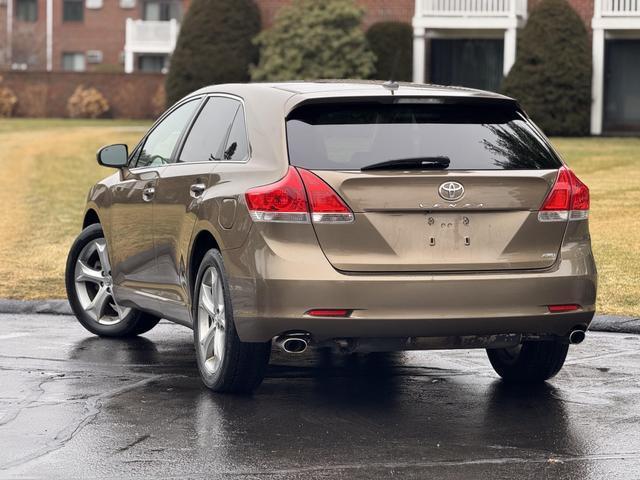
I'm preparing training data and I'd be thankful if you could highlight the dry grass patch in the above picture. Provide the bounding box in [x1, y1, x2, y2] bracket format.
[0, 119, 148, 299]
[551, 138, 640, 317]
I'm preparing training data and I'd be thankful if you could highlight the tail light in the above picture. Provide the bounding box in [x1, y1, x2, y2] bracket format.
[245, 166, 354, 224]
[538, 166, 590, 222]
[568, 171, 589, 220]
[297, 168, 354, 223]
[245, 167, 309, 223]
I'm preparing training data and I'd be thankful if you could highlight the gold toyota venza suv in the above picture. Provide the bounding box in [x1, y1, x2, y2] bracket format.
[66, 81, 597, 393]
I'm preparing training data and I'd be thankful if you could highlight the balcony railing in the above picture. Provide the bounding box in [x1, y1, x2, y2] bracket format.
[417, 0, 527, 17]
[600, 0, 640, 16]
[125, 18, 179, 54]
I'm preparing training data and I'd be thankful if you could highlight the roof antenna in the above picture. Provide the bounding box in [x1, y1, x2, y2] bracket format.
[383, 80, 399, 95]
[382, 50, 401, 95]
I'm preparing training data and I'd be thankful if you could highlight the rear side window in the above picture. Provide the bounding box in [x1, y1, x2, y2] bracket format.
[286, 102, 562, 171]
[222, 107, 249, 161]
[179, 97, 243, 163]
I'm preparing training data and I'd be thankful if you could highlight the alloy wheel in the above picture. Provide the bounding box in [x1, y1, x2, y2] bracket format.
[73, 238, 130, 325]
[197, 266, 227, 375]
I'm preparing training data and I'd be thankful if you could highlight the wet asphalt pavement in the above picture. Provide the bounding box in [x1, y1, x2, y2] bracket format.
[1, 314, 639, 479]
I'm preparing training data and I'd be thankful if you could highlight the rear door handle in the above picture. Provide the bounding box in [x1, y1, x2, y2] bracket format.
[142, 186, 155, 202]
[190, 183, 206, 197]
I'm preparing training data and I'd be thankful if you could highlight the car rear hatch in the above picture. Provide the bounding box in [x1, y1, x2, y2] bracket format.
[286, 98, 567, 273]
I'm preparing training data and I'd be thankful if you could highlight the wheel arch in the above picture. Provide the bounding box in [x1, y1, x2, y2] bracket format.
[82, 208, 101, 229]
[189, 229, 221, 302]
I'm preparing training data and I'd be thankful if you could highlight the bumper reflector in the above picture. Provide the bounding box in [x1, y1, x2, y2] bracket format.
[548, 304, 580, 313]
[306, 309, 350, 317]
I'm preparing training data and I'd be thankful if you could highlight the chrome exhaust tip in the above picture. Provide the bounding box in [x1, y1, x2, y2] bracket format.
[275, 335, 309, 354]
[569, 329, 586, 345]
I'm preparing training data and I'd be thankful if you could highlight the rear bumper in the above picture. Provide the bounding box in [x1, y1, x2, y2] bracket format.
[224, 224, 597, 343]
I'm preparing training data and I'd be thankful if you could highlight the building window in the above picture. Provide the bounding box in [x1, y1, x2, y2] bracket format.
[143, 1, 181, 21]
[86, 50, 104, 64]
[63, 0, 84, 22]
[430, 39, 504, 92]
[62, 52, 86, 71]
[138, 54, 167, 73]
[16, 0, 38, 22]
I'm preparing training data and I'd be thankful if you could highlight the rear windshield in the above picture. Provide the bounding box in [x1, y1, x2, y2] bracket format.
[286, 102, 562, 171]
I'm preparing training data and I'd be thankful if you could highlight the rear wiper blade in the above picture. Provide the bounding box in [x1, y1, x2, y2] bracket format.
[361, 156, 450, 171]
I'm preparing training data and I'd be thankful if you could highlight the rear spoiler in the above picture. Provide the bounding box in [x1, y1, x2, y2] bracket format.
[285, 95, 524, 120]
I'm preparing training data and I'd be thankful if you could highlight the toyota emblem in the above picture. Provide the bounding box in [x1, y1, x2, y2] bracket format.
[438, 181, 465, 201]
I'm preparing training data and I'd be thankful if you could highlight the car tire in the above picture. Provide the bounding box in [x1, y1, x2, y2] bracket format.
[192, 249, 271, 393]
[486, 341, 569, 383]
[65, 224, 161, 337]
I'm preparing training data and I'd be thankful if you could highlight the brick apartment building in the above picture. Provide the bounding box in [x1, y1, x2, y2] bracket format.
[0, 0, 639, 133]
[0, 0, 411, 73]
[0, 0, 192, 73]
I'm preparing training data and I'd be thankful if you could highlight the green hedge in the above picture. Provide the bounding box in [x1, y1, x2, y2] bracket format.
[165, 0, 261, 106]
[366, 22, 413, 82]
[502, 0, 591, 136]
[250, 0, 375, 81]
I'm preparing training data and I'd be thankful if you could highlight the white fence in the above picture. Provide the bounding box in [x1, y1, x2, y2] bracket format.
[600, 0, 640, 15]
[125, 18, 179, 54]
[417, 0, 527, 17]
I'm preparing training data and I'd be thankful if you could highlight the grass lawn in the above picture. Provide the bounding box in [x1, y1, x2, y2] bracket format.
[0, 119, 638, 317]
[0, 119, 149, 302]
[552, 138, 640, 317]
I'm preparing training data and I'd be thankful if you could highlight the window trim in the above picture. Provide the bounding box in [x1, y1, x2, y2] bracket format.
[61, 52, 86, 72]
[141, 0, 181, 21]
[128, 96, 204, 170]
[15, 0, 38, 22]
[62, 0, 85, 22]
[170, 93, 252, 167]
[137, 54, 167, 73]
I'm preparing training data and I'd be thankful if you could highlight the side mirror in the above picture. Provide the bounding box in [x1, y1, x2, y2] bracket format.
[97, 144, 128, 168]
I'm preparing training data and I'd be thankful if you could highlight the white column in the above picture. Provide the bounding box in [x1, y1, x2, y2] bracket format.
[503, 27, 517, 76]
[169, 18, 179, 51]
[46, 0, 53, 71]
[412, 27, 426, 83]
[124, 49, 134, 73]
[6, 0, 13, 66]
[591, 27, 605, 135]
[124, 18, 134, 73]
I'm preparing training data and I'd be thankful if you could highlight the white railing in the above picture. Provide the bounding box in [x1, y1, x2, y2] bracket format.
[600, 0, 640, 15]
[125, 18, 179, 54]
[418, 0, 527, 17]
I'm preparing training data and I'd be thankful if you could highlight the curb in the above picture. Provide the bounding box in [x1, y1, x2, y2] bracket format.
[590, 315, 640, 335]
[0, 299, 72, 316]
[0, 299, 638, 334]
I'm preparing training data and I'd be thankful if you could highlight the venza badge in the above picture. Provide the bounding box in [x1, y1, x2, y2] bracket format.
[438, 181, 465, 201]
